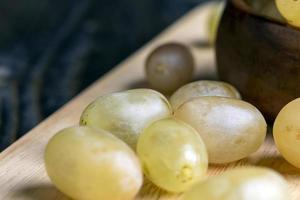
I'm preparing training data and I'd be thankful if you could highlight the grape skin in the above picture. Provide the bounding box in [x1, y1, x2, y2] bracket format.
[174, 97, 267, 164]
[137, 118, 208, 193]
[170, 80, 241, 110]
[183, 167, 289, 200]
[145, 43, 194, 94]
[44, 126, 143, 200]
[273, 98, 300, 168]
[80, 89, 172, 149]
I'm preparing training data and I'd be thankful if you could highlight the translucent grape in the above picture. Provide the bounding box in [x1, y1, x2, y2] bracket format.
[183, 167, 289, 200]
[275, 0, 300, 27]
[273, 98, 300, 168]
[145, 43, 194, 94]
[44, 126, 143, 200]
[137, 118, 208, 193]
[170, 80, 241, 110]
[174, 97, 267, 164]
[80, 89, 172, 149]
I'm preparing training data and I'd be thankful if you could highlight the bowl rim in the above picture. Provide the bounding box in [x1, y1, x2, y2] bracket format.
[230, 0, 286, 26]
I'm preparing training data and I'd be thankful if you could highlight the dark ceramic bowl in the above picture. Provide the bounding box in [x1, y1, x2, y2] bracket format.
[216, 0, 300, 122]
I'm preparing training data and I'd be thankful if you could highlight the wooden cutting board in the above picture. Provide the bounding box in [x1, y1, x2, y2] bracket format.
[0, 2, 299, 200]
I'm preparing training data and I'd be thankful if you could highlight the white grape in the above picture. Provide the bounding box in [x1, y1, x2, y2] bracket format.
[44, 126, 143, 200]
[80, 89, 172, 149]
[174, 97, 267, 164]
[137, 118, 208, 193]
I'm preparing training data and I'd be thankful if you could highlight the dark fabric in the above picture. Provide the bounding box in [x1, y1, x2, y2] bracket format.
[0, 0, 208, 150]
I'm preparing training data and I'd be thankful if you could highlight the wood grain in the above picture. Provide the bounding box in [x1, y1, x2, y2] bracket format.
[0, 2, 299, 200]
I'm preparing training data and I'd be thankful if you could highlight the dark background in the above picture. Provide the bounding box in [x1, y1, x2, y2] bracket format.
[0, 0, 208, 150]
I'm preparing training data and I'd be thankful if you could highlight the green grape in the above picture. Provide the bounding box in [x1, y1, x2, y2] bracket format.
[273, 98, 300, 168]
[44, 126, 143, 200]
[145, 43, 194, 94]
[170, 80, 241, 110]
[80, 89, 172, 149]
[275, 0, 300, 28]
[244, 0, 285, 23]
[174, 97, 267, 164]
[137, 118, 208, 193]
[183, 167, 289, 200]
[207, 1, 225, 44]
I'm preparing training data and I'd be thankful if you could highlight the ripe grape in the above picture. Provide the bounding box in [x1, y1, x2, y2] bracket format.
[44, 126, 143, 200]
[273, 98, 300, 168]
[137, 118, 208, 193]
[145, 43, 194, 94]
[183, 167, 289, 200]
[80, 89, 172, 149]
[170, 80, 241, 110]
[275, 0, 300, 27]
[174, 97, 267, 164]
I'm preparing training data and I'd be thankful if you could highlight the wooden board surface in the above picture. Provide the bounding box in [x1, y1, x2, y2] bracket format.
[0, 2, 299, 200]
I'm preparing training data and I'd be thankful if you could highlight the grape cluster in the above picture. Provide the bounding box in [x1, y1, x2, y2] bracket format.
[44, 40, 295, 199]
